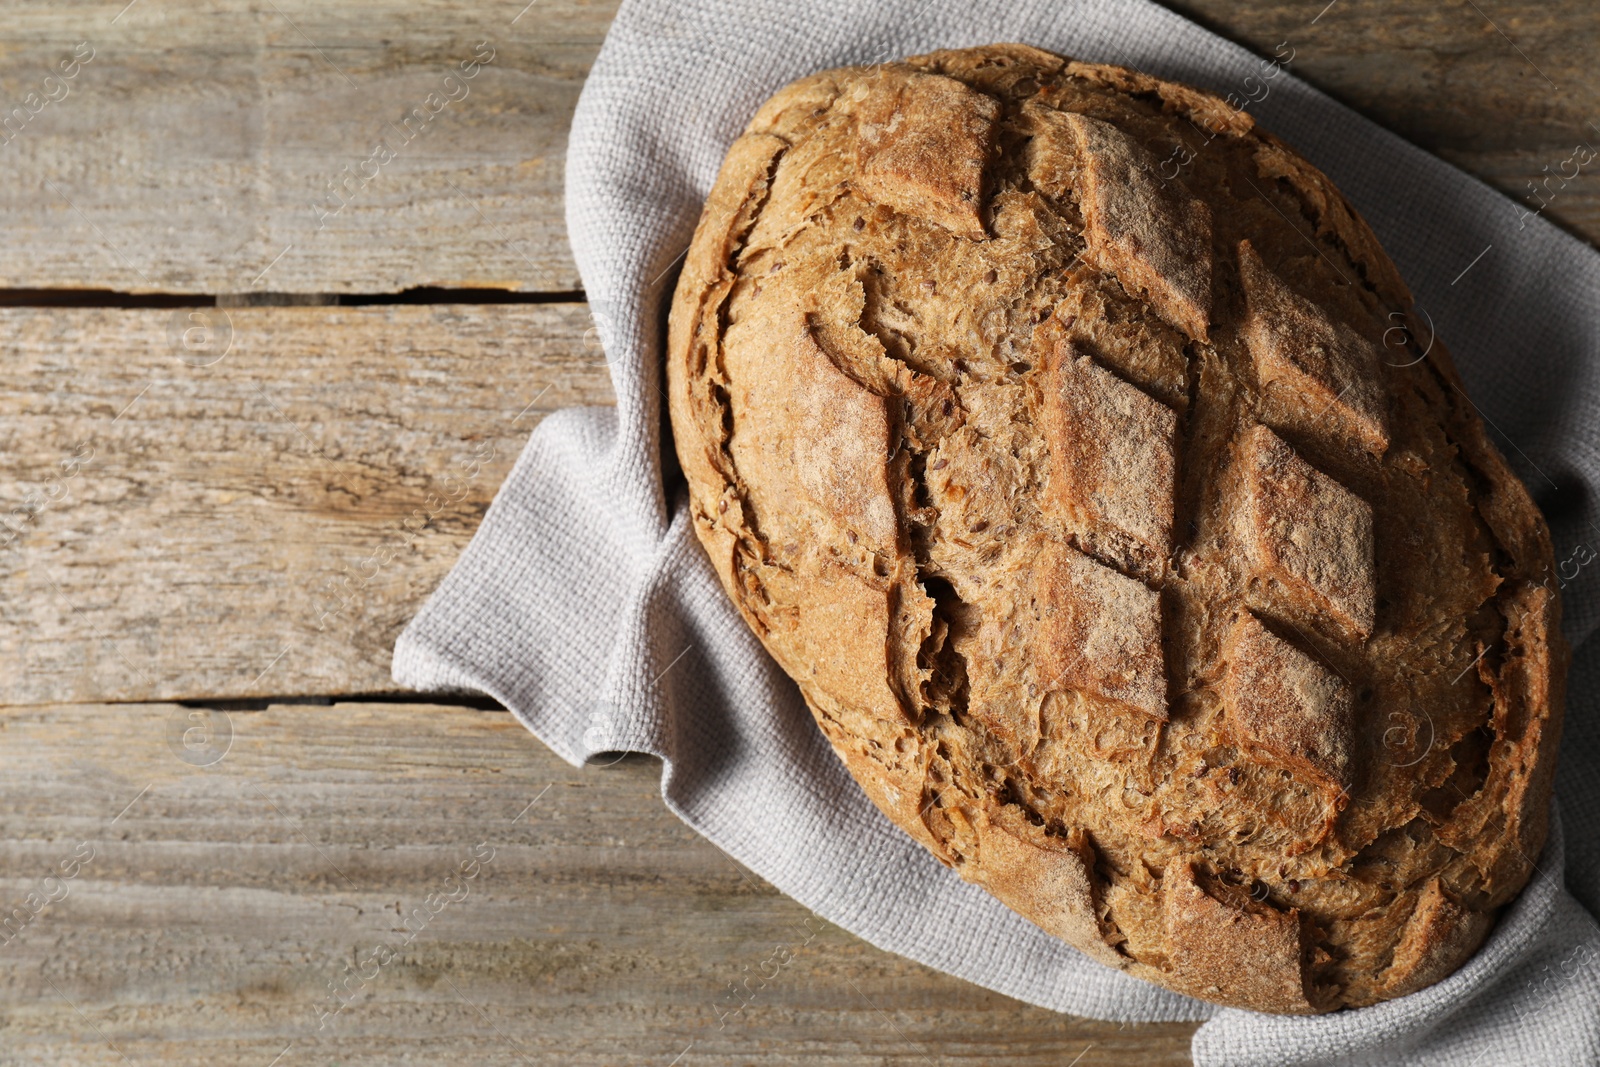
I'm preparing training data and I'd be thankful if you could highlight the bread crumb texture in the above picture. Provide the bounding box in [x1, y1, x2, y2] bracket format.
[666, 44, 1568, 1013]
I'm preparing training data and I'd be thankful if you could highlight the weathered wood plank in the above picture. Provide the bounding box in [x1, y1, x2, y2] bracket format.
[0, 304, 612, 705]
[0, 701, 1198, 1065]
[0, 0, 1593, 296]
[0, 0, 619, 293]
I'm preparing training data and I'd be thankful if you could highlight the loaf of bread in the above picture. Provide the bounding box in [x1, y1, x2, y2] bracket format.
[666, 43, 1568, 1013]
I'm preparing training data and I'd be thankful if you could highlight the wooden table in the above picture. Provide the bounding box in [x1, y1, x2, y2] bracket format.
[1, 2, 1594, 1063]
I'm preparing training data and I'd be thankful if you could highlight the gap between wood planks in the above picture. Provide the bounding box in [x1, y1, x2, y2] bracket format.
[169, 692, 513, 712]
[0, 287, 587, 307]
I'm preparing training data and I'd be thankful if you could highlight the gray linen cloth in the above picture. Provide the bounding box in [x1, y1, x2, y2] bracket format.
[394, 0, 1600, 1061]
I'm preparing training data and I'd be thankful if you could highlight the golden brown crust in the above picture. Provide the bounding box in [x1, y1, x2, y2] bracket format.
[853, 71, 1000, 240]
[962, 805, 1127, 968]
[1377, 877, 1495, 999]
[1222, 611, 1355, 799]
[1238, 239, 1390, 457]
[666, 44, 1567, 1013]
[1041, 340, 1177, 581]
[1161, 859, 1319, 1013]
[1055, 109, 1214, 342]
[1032, 540, 1168, 722]
[1231, 424, 1377, 641]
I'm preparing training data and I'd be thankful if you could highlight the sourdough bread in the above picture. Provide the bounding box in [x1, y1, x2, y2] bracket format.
[665, 44, 1567, 1013]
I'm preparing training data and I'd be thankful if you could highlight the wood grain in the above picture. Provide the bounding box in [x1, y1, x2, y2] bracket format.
[0, 0, 1593, 298]
[0, 0, 619, 294]
[0, 701, 1200, 1065]
[0, 303, 612, 705]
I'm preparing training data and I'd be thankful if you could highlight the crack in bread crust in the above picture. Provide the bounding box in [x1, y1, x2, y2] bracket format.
[666, 44, 1567, 1014]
